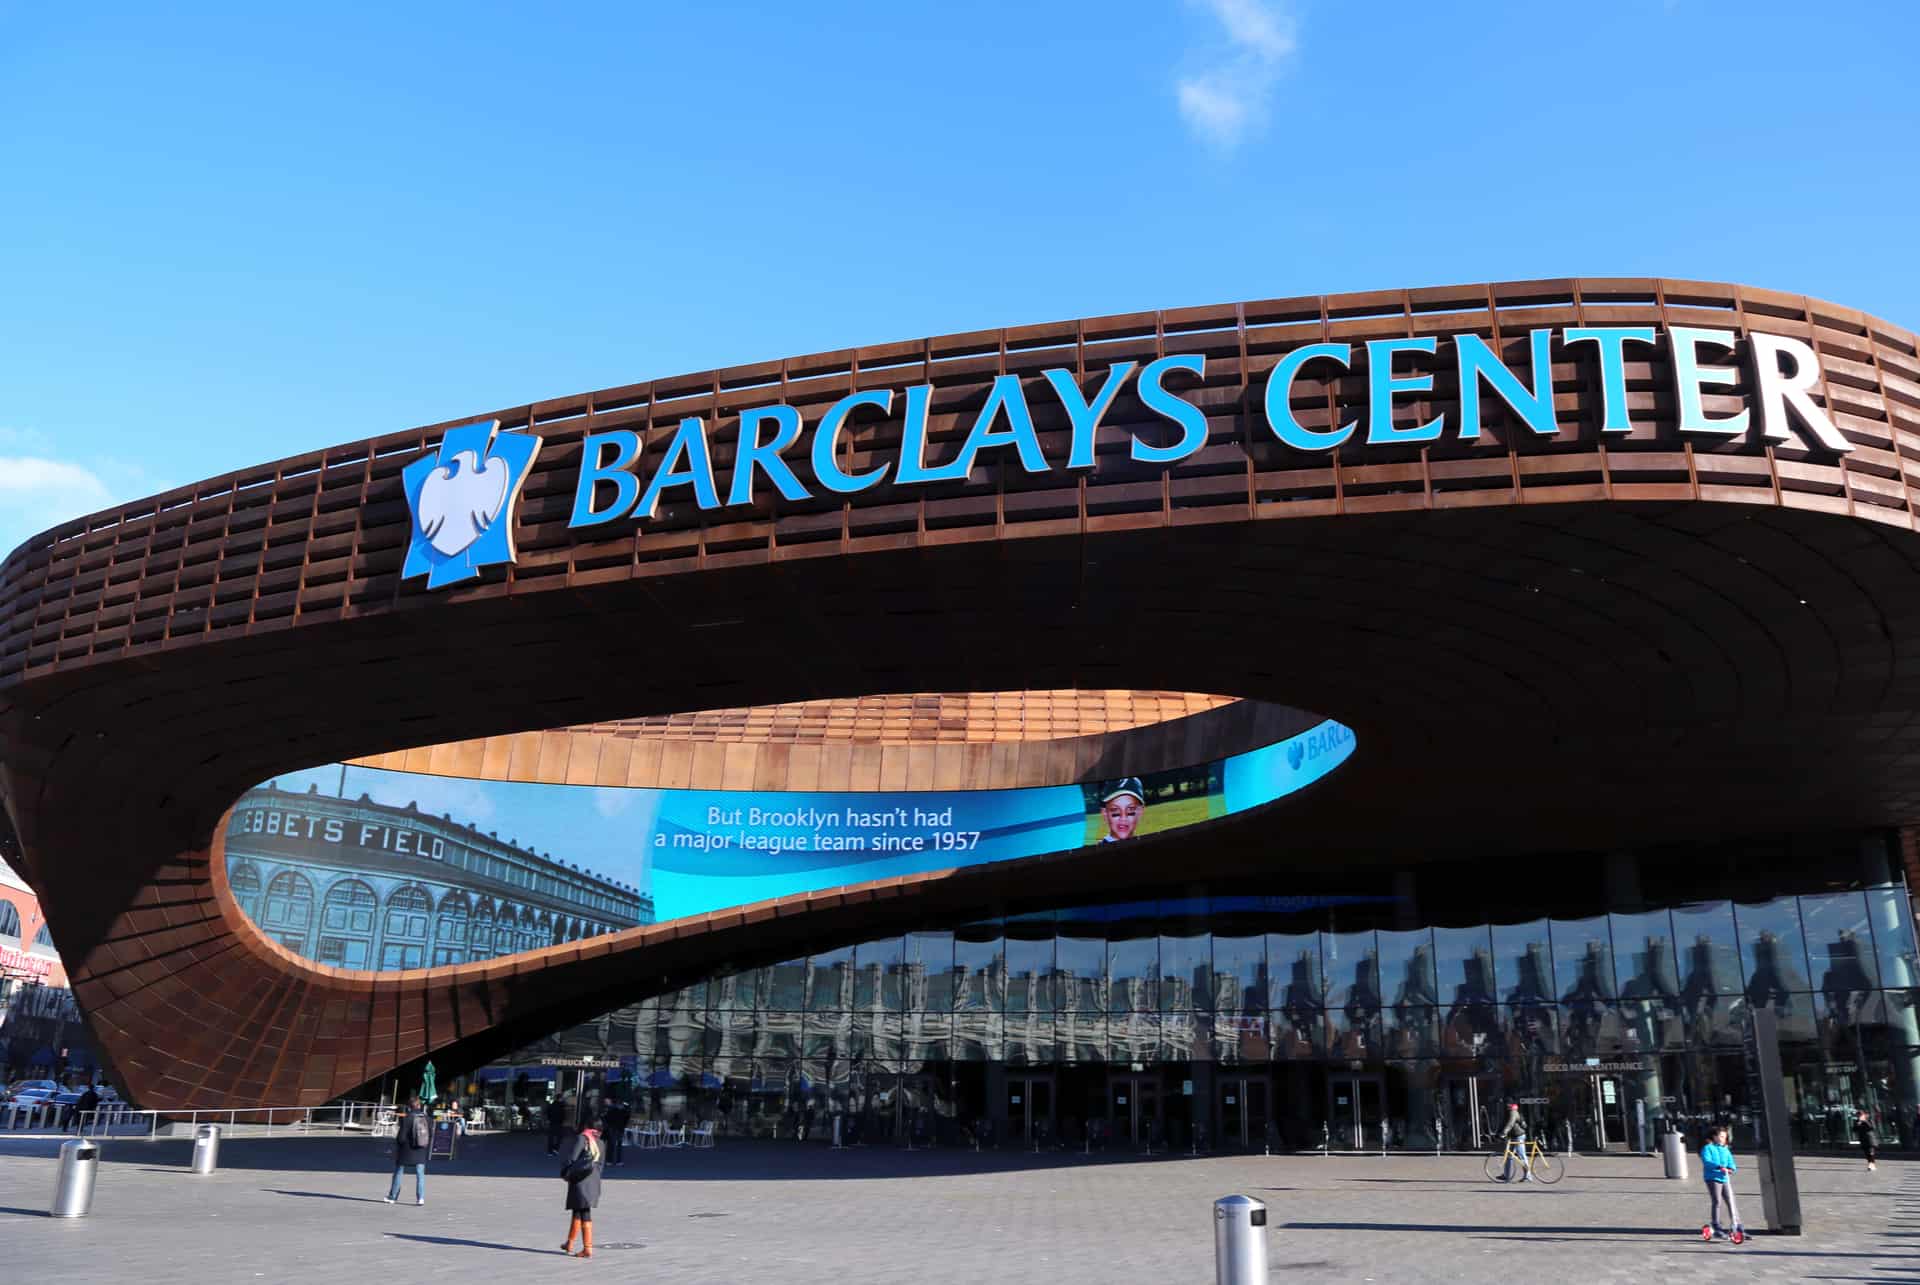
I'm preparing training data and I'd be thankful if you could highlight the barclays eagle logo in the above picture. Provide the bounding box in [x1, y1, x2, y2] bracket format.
[1286, 740, 1305, 771]
[401, 419, 542, 590]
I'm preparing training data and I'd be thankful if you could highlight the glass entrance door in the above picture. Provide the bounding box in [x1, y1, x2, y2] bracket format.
[1109, 1075, 1162, 1147]
[1217, 1076, 1271, 1150]
[1441, 1074, 1495, 1150]
[1006, 1075, 1054, 1145]
[1331, 1074, 1384, 1149]
[1588, 1074, 1629, 1151]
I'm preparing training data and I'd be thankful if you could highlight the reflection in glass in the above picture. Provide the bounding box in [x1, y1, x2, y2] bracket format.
[1735, 899, 1812, 1003]
[1801, 893, 1878, 1024]
[1551, 916, 1616, 1002]
[1327, 1005, 1379, 1059]
[1672, 901, 1743, 1062]
[1377, 929, 1438, 1007]
[1108, 924, 1159, 1015]
[1382, 1004, 1438, 1058]
[1213, 1011, 1268, 1063]
[1505, 1003, 1557, 1056]
[853, 936, 905, 1010]
[1268, 1007, 1323, 1060]
[904, 932, 954, 1010]
[1323, 931, 1377, 1009]
[1438, 1003, 1498, 1059]
[1110, 1012, 1160, 1063]
[1212, 933, 1267, 1015]
[1160, 931, 1211, 1011]
[1005, 918, 1055, 1015]
[1057, 1009, 1106, 1063]
[1055, 919, 1107, 1013]
[1160, 1012, 1207, 1061]
[1268, 933, 1323, 1010]
[1491, 920, 1552, 1004]
[952, 1009, 1004, 1061]
[1868, 887, 1920, 991]
[807, 946, 853, 1012]
[1004, 1010, 1054, 1066]
[1434, 925, 1495, 1008]
[901, 1011, 953, 1063]
[953, 921, 1003, 1012]
[764, 958, 808, 1010]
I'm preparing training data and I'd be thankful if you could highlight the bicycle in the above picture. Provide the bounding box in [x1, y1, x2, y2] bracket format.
[1483, 1137, 1564, 1184]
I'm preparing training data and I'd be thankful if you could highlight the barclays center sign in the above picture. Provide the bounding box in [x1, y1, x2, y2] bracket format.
[402, 322, 1850, 589]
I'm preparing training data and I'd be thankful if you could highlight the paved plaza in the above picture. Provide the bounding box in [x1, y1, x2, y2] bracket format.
[0, 1131, 1912, 1283]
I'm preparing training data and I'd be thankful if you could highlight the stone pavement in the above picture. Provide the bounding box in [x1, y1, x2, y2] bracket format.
[0, 1131, 1912, 1283]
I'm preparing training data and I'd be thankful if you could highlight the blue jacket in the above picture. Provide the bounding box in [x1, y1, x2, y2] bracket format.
[1701, 1141, 1736, 1183]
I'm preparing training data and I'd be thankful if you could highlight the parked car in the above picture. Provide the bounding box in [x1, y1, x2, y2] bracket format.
[3, 1086, 60, 1111]
[6, 1079, 59, 1098]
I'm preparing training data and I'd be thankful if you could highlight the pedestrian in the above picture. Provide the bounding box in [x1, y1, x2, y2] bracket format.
[559, 1112, 606, 1258]
[1855, 1109, 1880, 1172]
[72, 1084, 100, 1132]
[545, 1093, 568, 1156]
[603, 1096, 630, 1167]
[1700, 1124, 1741, 1241]
[385, 1095, 430, 1206]
[1496, 1102, 1531, 1183]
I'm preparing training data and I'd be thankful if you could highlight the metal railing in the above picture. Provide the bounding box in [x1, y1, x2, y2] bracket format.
[0, 1100, 387, 1138]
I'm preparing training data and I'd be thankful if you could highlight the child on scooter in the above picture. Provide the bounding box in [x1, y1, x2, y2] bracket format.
[1700, 1125, 1744, 1243]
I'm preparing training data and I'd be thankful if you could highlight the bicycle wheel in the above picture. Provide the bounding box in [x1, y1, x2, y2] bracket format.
[1530, 1151, 1564, 1184]
[1484, 1149, 1509, 1182]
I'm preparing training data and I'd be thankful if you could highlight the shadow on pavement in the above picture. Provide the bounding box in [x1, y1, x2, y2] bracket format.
[0, 1206, 47, 1217]
[1285, 1221, 1694, 1236]
[63, 1132, 1254, 1183]
[269, 1189, 389, 1203]
[384, 1232, 562, 1255]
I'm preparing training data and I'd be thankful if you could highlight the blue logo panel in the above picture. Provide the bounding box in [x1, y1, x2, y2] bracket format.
[402, 420, 543, 590]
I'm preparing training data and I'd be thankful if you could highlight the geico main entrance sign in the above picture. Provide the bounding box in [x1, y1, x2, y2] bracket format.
[565, 324, 1848, 531]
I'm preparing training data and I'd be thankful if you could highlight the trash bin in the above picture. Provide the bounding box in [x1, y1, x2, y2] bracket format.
[191, 1123, 221, 1174]
[50, 1139, 100, 1217]
[1661, 1128, 1688, 1180]
[1213, 1194, 1267, 1285]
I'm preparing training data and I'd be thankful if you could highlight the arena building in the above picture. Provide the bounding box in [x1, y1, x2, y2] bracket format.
[3, 277, 1920, 1154]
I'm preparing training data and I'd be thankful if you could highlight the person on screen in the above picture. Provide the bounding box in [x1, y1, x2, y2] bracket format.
[1098, 778, 1146, 842]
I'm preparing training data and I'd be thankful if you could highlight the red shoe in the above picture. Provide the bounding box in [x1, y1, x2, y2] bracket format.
[1700, 1225, 1715, 1241]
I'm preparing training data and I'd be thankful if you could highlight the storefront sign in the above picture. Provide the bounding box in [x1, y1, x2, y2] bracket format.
[564, 327, 1850, 532]
[0, 944, 53, 979]
[400, 325, 1853, 592]
[1544, 1059, 1648, 1073]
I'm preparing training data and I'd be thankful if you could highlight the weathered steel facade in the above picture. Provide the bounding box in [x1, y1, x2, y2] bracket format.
[3, 278, 1920, 1110]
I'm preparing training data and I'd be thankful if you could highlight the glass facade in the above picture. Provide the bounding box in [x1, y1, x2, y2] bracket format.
[485, 880, 1920, 1155]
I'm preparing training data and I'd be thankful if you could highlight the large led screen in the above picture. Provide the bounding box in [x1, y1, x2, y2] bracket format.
[222, 718, 1355, 971]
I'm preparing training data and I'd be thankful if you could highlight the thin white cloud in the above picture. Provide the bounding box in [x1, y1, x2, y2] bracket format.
[1174, 0, 1299, 149]
[0, 455, 113, 558]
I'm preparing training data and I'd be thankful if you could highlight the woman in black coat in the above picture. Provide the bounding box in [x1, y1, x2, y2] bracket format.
[386, 1095, 429, 1205]
[560, 1113, 606, 1257]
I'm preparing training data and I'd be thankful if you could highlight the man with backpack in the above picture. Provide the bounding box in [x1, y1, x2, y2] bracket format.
[385, 1095, 430, 1205]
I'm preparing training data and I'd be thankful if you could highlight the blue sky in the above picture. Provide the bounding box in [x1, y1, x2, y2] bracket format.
[3, 1, 1917, 557]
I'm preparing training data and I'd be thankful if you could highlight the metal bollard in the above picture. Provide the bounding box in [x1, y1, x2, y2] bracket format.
[191, 1123, 221, 1174]
[1661, 1128, 1688, 1180]
[1213, 1194, 1268, 1285]
[50, 1139, 100, 1217]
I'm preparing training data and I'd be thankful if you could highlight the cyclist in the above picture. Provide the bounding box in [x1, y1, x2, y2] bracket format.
[1497, 1103, 1532, 1183]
